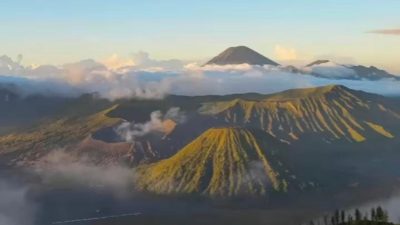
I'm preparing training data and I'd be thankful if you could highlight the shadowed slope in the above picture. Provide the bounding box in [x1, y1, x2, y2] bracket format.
[135, 127, 296, 197]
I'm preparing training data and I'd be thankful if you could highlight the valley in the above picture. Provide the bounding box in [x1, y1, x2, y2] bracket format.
[1, 84, 400, 224]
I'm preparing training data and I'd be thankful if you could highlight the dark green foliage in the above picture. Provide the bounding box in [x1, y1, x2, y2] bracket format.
[371, 208, 376, 221]
[341, 210, 346, 224]
[348, 215, 354, 224]
[376, 207, 385, 222]
[305, 206, 393, 225]
[334, 210, 340, 225]
[355, 209, 362, 222]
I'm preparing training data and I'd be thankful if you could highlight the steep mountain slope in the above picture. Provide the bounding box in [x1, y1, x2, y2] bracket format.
[135, 127, 303, 197]
[303, 60, 399, 80]
[199, 85, 400, 143]
[0, 105, 122, 165]
[205, 46, 280, 66]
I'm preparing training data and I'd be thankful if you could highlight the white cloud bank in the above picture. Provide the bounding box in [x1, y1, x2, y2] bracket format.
[1, 53, 400, 100]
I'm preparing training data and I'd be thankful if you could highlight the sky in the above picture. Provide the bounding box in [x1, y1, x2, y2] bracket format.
[0, 0, 400, 73]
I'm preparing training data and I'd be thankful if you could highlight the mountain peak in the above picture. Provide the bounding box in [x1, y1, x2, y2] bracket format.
[205, 46, 280, 66]
[306, 60, 331, 67]
[135, 127, 292, 197]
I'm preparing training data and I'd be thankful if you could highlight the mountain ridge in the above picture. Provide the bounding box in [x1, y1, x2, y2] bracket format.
[304, 60, 399, 80]
[199, 85, 399, 143]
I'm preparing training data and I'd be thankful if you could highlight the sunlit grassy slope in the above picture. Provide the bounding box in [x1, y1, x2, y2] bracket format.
[0, 105, 121, 163]
[1, 84, 399, 168]
[199, 85, 399, 143]
[135, 127, 302, 197]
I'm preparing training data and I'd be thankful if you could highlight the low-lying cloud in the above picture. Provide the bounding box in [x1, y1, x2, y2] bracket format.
[1, 53, 400, 100]
[35, 150, 135, 195]
[0, 181, 36, 225]
[0, 149, 138, 225]
[115, 107, 186, 143]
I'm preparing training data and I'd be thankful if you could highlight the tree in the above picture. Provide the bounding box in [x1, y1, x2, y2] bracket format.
[383, 210, 389, 222]
[334, 210, 340, 225]
[371, 207, 376, 221]
[340, 210, 345, 224]
[347, 215, 353, 224]
[323, 215, 328, 225]
[376, 206, 384, 221]
[363, 211, 369, 221]
[354, 209, 362, 222]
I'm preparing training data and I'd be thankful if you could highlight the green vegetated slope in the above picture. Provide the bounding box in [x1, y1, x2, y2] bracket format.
[199, 85, 400, 143]
[0, 104, 121, 164]
[135, 127, 307, 197]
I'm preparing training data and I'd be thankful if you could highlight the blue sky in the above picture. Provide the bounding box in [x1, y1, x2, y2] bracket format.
[0, 0, 399, 72]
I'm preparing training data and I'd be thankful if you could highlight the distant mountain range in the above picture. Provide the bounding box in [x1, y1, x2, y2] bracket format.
[303, 59, 399, 80]
[205, 46, 399, 81]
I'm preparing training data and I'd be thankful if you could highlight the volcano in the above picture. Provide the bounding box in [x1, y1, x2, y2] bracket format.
[205, 46, 279, 66]
[135, 127, 297, 197]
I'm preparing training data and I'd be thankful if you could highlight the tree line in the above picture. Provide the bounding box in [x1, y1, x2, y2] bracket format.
[305, 206, 390, 225]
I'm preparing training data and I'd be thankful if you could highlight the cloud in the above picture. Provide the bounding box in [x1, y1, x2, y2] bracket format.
[0, 56, 171, 100]
[102, 54, 135, 70]
[35, 150, 135, 196]
[171, 64, 313, 96]
[115, 107, 186, 143]
[0, 52, 193, 100]
[105, 52, 187, 72]
[177, 63, 400, 96]
[0, 55, 25, 75]
[368, 29, 400, 35]
[302, 61, 358, 79]
[188, 62, 254, 72]
[1, 53, 400, 100]
[274, 45, 298, 61]
[0, 181, 36, 225]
